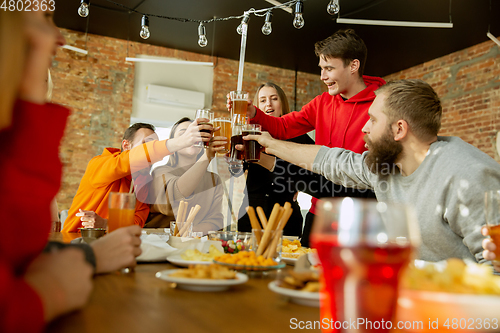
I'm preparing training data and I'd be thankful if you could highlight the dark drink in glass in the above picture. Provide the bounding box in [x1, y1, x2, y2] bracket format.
[228, 124, 244, 162]
[199, 122, 213, 147]
[194, 109, 214, 148]
[242, 124, 262, 162]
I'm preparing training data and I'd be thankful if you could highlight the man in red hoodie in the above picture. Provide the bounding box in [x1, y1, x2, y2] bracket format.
[246, 29, 386, 246]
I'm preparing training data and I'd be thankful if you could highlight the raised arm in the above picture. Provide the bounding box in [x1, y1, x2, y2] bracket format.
[244, 132, 321, 172]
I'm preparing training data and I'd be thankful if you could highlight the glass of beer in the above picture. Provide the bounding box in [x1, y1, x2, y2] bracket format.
[310, 198, 419, 333]
[230, 91, 249, 124]
[194, 109, 214, 147]
[484, 190, 500, 262]
[242, 124, 262, 162]
[229, 124, 244, 162]
[108, 192, 136, 233]
[213, 116, 231, 154]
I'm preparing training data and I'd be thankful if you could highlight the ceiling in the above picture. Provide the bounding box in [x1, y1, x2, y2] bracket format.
[54, 0, 500, 77]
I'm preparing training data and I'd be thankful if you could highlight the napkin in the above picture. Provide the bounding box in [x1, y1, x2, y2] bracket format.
[137, 234, 179, 262]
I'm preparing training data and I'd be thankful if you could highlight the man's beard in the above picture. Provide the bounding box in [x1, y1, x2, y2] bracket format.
[364, 129, 403, 175]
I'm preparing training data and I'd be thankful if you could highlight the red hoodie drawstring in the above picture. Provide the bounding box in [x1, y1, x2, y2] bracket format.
[341, 101, 357, 148]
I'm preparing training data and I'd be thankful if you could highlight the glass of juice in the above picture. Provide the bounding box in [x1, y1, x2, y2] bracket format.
[194, 109, 214, 147]
[242, 124, 262, 162]
[108, 192, 136, 233]
[213, 116, 231, 154]
[310, 198, 420, 333]
[230, 91, 249, 124]
[484, 190, 500, 262]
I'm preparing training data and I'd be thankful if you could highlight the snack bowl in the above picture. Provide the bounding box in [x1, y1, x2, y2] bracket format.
[79, 228, 106, 244]
[208, 231, 251, 254]
[397, 289, 500, 332]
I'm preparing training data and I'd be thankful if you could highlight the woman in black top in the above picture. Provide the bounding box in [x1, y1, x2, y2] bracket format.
[237, 83, 314, 237]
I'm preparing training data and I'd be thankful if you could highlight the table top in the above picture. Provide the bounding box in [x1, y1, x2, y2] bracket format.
[47, 232, 321, 333]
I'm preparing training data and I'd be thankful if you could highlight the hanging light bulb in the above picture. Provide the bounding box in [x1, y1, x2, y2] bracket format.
[78, 0, 89, 18]
[140, 15, 150, 39]
[237, 13, 250, 35]
[198, 22, 208, 47]
[293, 1, 305, 29]
[261, 11, 272, 35]
[327, 0, 340, 15]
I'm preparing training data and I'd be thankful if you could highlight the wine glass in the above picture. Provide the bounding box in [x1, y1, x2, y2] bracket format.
[310, 198, 420, 332]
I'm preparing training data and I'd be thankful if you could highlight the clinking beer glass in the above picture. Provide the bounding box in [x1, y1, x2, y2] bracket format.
[228, 124, 244, 163]
[194, 109, 214, 148]
[242, 124, 262, 162]
[230, 91, 249, 124]
[213, 116, 231, 154]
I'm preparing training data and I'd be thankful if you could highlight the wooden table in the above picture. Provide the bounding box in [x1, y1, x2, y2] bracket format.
[46, 232, 321, 333]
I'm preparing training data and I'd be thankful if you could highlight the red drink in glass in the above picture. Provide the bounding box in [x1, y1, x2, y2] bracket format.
[311, 234, 413, 333]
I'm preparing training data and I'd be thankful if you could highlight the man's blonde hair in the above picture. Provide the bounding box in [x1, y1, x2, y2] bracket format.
[376, 79, 442, 141]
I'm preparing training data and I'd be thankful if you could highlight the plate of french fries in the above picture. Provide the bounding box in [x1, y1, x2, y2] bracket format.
[281, 239, 315, 265]
[268, 281, 319, 307]
[155, 264, 248, 292]
[167, 245, 224, 267]
[396, 258, 500, 332]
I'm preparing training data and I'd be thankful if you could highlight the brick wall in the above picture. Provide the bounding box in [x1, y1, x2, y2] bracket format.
[51, 29, 325, 210]
[384, 38, 500, 162]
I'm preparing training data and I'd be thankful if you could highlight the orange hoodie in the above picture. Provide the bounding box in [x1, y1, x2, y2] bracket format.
[62, 140, 171, 232]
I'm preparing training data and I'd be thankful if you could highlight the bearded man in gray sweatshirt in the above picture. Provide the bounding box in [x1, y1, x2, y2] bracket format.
[245, 79, 500, 269]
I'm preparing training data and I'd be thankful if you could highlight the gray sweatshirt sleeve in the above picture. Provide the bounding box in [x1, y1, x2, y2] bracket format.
[312, 146, 375, 190]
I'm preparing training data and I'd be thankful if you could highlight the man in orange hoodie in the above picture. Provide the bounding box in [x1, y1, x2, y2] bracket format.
[242, 29, 385, 246]
[63, 122, 212, 232]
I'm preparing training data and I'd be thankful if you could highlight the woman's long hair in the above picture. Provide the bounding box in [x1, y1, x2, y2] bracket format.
[166, 117, 204, 167]
[253, 82, 291, 116]
[0, 11, 26, 131]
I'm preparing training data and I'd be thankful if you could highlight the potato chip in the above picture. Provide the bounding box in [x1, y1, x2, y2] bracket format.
[401, 258, 500, 295]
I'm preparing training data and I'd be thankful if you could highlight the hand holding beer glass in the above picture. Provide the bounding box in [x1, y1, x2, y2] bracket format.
[229, 91, 249, 124]
[194, 109, 214, 147]
[242, 124, 262, 162]
[213, 116, 231, 155]
[310, 198, 420, 332]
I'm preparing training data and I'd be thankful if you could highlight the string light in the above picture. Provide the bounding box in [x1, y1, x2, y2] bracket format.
[293, 0, 304, 29]
[237, 12, 250, 35]
[261, 11, 272, 35]
[327, 0, 340, 15]
[78, 0, 89, 18]
[198, 22, 208, 47]
[79, 0, 305, 41]
[140, 15, 150, 39]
